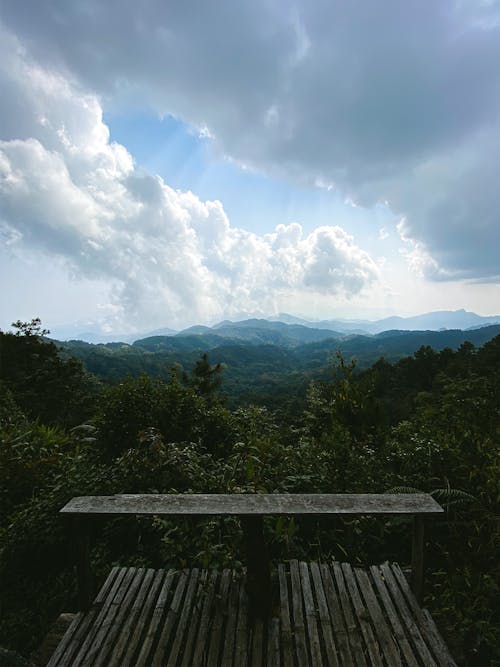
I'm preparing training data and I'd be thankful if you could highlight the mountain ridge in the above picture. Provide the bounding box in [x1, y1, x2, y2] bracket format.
[50, 309, 500, 343]
[58, 324, 500, 408]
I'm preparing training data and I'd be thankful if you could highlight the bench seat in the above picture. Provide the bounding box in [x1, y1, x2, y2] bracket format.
[47, 560, 456, 667]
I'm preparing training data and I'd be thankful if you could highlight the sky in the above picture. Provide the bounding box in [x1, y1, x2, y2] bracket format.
[1, 1, 499, 336]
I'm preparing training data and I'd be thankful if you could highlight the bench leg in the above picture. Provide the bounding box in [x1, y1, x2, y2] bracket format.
[73, 518, 93, 610]
[411, 516, 425, 604]
[241, 516, 271, 618]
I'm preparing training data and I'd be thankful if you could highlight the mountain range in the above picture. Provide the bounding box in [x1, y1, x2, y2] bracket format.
[268, 309, 500, 334]
[59, 321, 500, 408]
[55, 309, 500, 344]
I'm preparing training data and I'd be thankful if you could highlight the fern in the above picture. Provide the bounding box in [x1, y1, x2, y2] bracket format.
[431, 488, 477, 508]
[385, 486, 423, 494]
[385, 486, 477, 508]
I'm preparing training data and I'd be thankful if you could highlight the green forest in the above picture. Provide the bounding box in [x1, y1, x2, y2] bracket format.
[0, 319, 499, 666]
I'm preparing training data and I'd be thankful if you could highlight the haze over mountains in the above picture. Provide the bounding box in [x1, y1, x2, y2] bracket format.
[269, 309, 500, 335]
[54, 309, 500, 344]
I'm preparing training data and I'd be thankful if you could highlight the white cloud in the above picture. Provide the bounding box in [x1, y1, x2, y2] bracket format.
[2, 1, 498, 280]
[0, 33, 378, 330]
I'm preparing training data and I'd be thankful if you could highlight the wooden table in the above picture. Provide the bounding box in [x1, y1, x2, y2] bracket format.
[61, 493, 443, 613]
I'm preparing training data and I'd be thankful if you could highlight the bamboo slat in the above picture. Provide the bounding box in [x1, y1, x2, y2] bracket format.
[380, 562, 438, 667]
[310, 561, 339, 667]
[332, 561, 368, 667]
[320, 562, 355, 667]
[290, 559, 310, 667]
[300, 560, 323, 667]
[342, 563, 384, 667]
[233, 575, 250, 667]
[48, 561, 457, 667]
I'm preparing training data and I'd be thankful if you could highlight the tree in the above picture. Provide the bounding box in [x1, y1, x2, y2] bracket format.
[187, 353, 223, 401]
[9, 317, 49, 338]
[0, 320, 99, 426]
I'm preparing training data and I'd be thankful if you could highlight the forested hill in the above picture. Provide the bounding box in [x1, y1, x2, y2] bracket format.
[1, 320, 499, 665]
[59, 323, 500, 408]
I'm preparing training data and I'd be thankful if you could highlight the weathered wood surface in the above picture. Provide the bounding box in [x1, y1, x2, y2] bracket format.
[61, 492, 443, 516]
[47, 561, 456, 667]
[66, 493, 441, 612]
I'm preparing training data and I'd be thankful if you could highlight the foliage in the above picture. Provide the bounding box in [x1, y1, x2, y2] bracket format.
[0, 321, 99, 427]
[96, 371, 235, 459]
[0, 323, 499, 666]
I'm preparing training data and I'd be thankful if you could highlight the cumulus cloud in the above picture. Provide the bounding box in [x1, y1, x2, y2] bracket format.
[1, 0, 499, 280]
[0, 30, 378, 330]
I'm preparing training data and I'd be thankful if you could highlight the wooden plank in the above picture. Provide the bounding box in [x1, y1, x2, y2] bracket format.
[96, 566, 150, 667]
[250, 617, 264, 667]
[80, 567, 136, 667]
[136, 569, 176, 667]
[391, 563, 458, 667]
[71, 567, 129, 666]
[290, 559, 310, 667]
[309, 562, 339, 667]
[191, 569, 219, 667]
[47, 567, 120, 667]
[207, 568, 232, 667]
[46, 612, 85, 667]
[61, 493, 443, 517]
[369, 565, 420, 667]
[299, 561, 323, 667]
[181, 569, 208, 667]
[278, 564, 294, 667]
[221, 571, 240, 667]
[167, 568, 200, 667]
[319, 563, 354, 667]
[420, 609, 458, 667]
[151, 570, 189, 667]
[342, 563, 384, 667]
[233, 571, 250, 667]
[353, 566, 402, 667]
[331, 562, 367, 667]
[115, 568, 161, 667]
[379, 563, 438, 667]
[267, 617, 280, 667]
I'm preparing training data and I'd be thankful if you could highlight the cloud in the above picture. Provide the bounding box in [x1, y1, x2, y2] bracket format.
[0, 31, 378, 330]
[391, 129, 500, 280]
[1, 1, 499, 280]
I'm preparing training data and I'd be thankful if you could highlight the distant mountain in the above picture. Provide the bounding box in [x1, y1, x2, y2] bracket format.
[51, 324, 177, 344]
[133, 333, 228, 352]
[65, 331, 137, 344]
[368, 309, 500, 333]
[154, 318, 343, 350]
[267, 313, 312, 326]
[271, 309, 500, 334]
[143, 326, 178, 337]
[52, 309, 500, 344]
[134, 313, 500, 352]
[292, 325, 500, 368]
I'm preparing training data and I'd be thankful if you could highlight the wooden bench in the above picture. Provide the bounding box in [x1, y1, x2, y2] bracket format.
[61, 493, 443, 613]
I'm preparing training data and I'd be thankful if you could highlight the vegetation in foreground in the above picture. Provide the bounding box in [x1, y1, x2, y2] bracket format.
[0, 319, 499, 666]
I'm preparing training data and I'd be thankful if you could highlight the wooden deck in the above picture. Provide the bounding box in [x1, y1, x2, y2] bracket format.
[47, 561, 456, 667]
